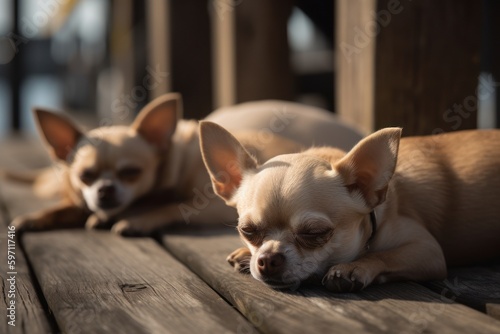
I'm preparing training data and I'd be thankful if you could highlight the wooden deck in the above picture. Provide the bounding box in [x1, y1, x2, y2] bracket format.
[1, 137, 500, 334]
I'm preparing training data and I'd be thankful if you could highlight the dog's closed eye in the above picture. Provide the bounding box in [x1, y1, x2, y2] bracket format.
[295, 225, 334, 249]
[117, 166, 142, 182]
[80, 169, 99, 185]
[238, 222, 265, 246]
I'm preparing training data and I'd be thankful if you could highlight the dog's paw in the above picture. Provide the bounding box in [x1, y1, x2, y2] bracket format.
[111, 220, 145, 237]
[85, 214, 110, 230]
[227, 247, 252, 274]
[322, 263, 373, 293]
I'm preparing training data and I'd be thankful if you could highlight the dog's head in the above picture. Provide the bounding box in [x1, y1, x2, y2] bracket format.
[34, 93, 182, 220]
[200, 121, 401, 289]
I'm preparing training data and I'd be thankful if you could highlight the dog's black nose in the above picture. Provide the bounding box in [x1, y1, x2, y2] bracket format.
[98, 184, 116, 200]
[257, 253, 285, 276]
[97, 184, 119, 209]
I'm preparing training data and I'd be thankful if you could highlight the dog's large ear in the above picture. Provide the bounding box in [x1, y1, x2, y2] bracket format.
[33, 108, 84, 161]
[335, 127, 401, 208]
[199, 121, 257, 205]
[132, 93, 182, 150]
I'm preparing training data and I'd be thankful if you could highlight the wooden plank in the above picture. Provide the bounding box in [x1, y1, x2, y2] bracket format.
[0, 178, 56, 333]
[336, 0, 481, 135]
[162, 227, 500, 334]
[0, 229, 55, 334]
[423, 265, 500, 320]
[23, 230, 254, 334]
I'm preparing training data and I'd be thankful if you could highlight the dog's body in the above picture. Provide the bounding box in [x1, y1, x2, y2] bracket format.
[200, 123, 500, 291]
[388, 131, 500, 266]
[10, 94, 362, 235]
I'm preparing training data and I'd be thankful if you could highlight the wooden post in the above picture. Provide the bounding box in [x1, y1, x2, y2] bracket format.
[336, 0, 481, 135]
[146, 0, 171, 99]
[336, 0, 376, 135]
[234, 0, 294, 103]
[170, 1, 213, 119]
[210, 0, 297, 111]
[211, 0, 236, 108]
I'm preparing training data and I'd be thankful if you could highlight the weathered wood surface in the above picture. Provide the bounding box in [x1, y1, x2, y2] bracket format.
[0, 139, 57, 334]
[423, 264, 500, 320]
[162, 227, 500, 334]
[0, 213, 56, 334]
[23, 230, 254, 334]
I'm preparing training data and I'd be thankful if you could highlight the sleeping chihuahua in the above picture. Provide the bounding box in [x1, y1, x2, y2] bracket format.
[200, 122, 500, 292]
[10, 94, 362, 235]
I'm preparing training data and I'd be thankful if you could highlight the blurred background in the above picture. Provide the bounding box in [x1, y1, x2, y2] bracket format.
[0, 0, 498, 139]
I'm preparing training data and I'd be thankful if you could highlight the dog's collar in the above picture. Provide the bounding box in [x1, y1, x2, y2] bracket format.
[366, 210, 377, 247]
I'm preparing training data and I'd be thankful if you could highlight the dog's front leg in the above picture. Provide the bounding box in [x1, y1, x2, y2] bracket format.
[323, 221, 447, 292]
[111, 197, 238, 236]
[11, 201, 89, 232]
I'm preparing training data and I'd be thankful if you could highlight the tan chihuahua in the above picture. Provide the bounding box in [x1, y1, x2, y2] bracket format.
[200, 122, 500, 292]
[10, 94, 362, 235]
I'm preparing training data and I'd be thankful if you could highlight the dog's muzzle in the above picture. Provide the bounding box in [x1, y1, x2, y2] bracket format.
[97, 185, 120, 209]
